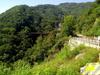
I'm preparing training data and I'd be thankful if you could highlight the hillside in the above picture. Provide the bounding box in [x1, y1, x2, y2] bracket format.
[0, 1, 100, 75]
[58, 2, 93, 15]
[0, 2, 93, 63]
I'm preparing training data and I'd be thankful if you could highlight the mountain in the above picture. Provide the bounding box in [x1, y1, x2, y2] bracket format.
[0, 1, 94, 63]
[0, 2, 93, 33]
[58, 2, 93, 15]
[0, 1, 100, 75]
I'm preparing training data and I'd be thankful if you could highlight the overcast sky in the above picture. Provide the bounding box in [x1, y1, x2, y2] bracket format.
[0, 0, 95, 13]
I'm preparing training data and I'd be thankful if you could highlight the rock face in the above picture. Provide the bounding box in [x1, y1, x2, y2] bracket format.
[98, 36, 100, 40]
[80, 63, 100, 75]
[75, 53, 84, 60]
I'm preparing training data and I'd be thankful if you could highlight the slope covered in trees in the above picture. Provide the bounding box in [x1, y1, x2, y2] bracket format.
[0, 1, 100, 75]
[76, 2, 100, 36]
[58, 2, 93, 15]
[0, 4, 63, 63]
[0, 2, 93, 63]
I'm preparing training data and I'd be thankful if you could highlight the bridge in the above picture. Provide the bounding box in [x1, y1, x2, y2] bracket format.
[69, 36, 100, 49]
[29, 32, 50, 35]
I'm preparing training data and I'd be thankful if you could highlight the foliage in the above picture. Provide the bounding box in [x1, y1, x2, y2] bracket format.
[58, 2, 93, 16]
[0, 4, 62, 63]
[75, 3, 100, 36]
[30, 46, 99, 75]
[90, 18, 100, 36]
[0, 62, 11, 75]
[11, 60, 32, 75]
[0, 1, 100, 75]
[96, 0, 100, 4]
[0, 2, 95, 63]
[24, 31, 57, 64]
[61, 15, 75, 36]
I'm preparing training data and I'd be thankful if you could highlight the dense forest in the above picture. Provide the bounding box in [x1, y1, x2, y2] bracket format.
[0, 0, 100, 75]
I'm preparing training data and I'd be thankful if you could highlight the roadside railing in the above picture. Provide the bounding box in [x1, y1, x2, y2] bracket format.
[72, 37, 100, 49]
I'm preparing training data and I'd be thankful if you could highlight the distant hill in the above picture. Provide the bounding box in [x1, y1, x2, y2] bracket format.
[0, 2, 93, 32]
[0, 2, 93, 16]
[58, 2, 93, 15]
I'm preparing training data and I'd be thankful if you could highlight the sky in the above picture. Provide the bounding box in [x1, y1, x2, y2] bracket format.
[0, 0, 95, 13]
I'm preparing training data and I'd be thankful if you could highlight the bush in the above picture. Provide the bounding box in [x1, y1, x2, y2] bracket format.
[11, 60, 32, 75]
[31, 46, 99, 75]
[0, 62, 11, 75]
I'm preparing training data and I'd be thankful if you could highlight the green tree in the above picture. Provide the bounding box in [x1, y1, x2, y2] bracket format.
[96, 0, 100, 4]
[0, 62, 11, 75]
[11, 60, 31, 75]
[61, 15, 75, 36]
[90, 18, 100, 36]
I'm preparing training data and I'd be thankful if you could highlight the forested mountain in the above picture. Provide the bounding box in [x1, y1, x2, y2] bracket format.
[0, 1, 100, 75]
[0, 4, 63, 63]
[58, 2, 93, 15]
[0, 2, 93, 63]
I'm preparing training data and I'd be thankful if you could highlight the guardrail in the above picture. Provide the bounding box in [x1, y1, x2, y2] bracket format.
[72, 37, 100, 49]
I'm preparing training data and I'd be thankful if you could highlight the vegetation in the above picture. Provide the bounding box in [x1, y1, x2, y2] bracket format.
[58, 2, 93, 15]
[0, 45, 99, 75]
[0, 0, 100, 75]
[61, 15, 75, 36]
[96, 0, 100, 4]
[75, 3, 100, 36]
